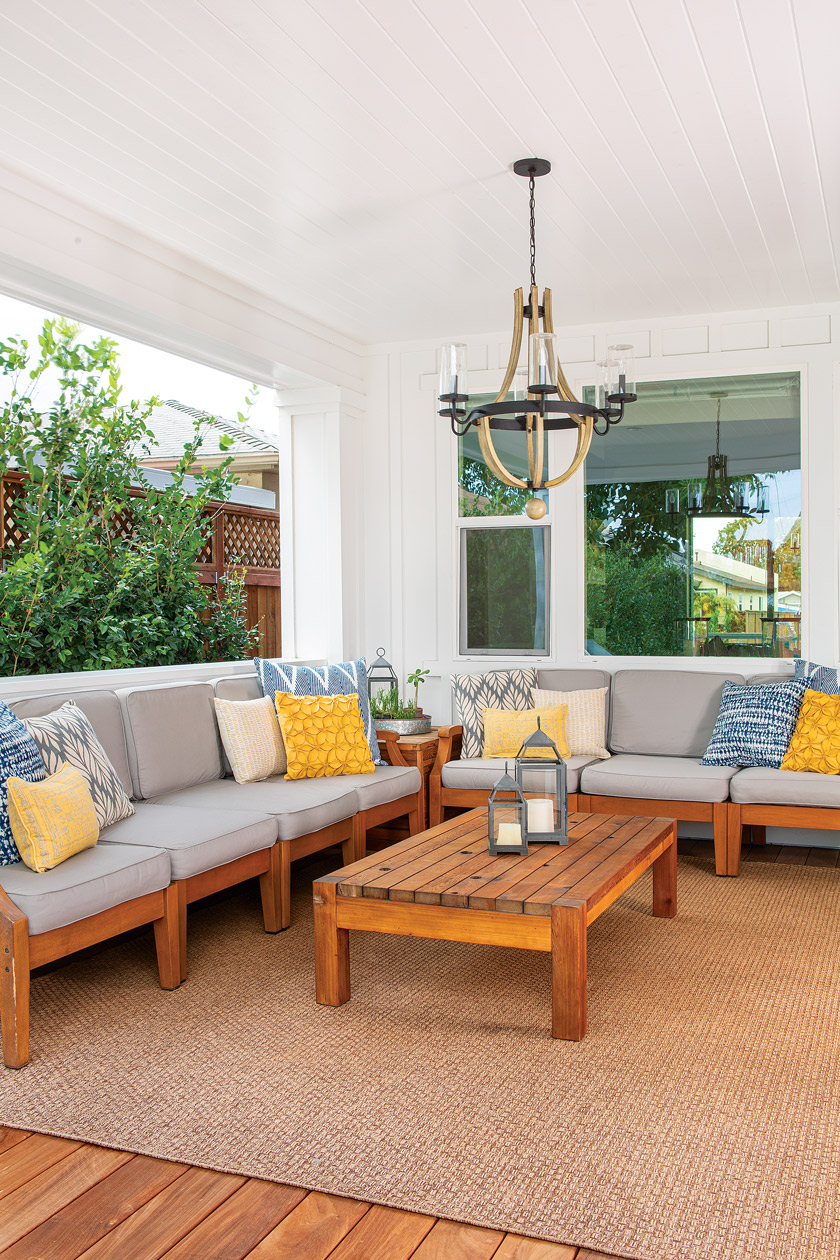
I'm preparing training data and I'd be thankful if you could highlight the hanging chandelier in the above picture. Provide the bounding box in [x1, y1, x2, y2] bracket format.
[438, 157, 637, 520]
[666, 392, 769, 519]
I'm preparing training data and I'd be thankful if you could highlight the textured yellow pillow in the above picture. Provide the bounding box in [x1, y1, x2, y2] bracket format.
[781, 689, 840, 774]
[274, 693, 375, 781]
[214, 696, 286, 783]
[483, 706, 570, 760]
[7, 762, 99, 873]
[532, 686, 610, 759]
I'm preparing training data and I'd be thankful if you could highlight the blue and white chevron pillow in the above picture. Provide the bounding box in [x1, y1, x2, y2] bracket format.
[701, 678, 808, 769]
[0, 701, 47, 865]
[794, 658, 839, 696]
[254, 658, 383, 766]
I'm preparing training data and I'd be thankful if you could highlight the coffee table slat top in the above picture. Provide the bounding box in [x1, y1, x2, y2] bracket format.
[336, 810, 674, 916]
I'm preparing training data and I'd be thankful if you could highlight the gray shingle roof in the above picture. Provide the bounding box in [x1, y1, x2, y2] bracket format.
[140, 399, 276, 459]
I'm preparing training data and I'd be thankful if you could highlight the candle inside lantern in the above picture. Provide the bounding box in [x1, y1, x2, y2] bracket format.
[496, 822, 522, 847]
[527, 798, 554, 833]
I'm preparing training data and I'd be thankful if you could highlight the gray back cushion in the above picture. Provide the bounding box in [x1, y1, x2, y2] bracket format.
[213, 675, 262, 702]
[8, 689, 133, 797]
[118, 682, 222, 799]
[747, 670, 795, 684]
[608, 669, 745, 757]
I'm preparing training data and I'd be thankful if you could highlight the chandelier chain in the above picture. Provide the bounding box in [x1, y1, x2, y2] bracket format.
[529, 171, 536, 290]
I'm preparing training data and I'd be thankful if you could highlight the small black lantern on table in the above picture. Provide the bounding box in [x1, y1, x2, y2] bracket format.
[487, 763, 529, 856]
[366, 647, 399, 699]
[514, 718, 569, 845]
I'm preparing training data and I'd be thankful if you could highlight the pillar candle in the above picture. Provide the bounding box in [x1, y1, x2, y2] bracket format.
[527, 798, 554, 833]
[496, 822, 522, 847]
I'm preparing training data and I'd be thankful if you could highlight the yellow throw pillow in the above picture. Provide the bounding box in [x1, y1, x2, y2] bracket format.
[781, 688, 840, 774]
[7, 762, 99, 873]
[532, 686, 610, 759]
[214, 696, 286, 783]
[483, 706, 570, 760]
[274, 693, 375, 781]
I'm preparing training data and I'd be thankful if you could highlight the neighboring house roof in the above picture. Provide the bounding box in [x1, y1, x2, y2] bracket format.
[139, 399, 276, 461]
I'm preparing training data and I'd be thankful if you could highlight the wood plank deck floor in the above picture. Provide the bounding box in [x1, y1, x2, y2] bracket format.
[2, 837, 836, 1260]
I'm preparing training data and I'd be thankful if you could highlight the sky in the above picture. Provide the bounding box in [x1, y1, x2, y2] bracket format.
[0, 290, 279, 440]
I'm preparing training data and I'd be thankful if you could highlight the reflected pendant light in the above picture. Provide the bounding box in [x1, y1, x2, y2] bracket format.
[438, 158, 637, 519]
[684, 393, 769, 519]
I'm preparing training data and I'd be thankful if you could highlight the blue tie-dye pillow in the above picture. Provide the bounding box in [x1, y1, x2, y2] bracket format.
[701, 678, 808, 769]
[0, 701, 47, 864]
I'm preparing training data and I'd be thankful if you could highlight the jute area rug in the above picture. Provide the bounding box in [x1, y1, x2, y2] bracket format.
[1, 854, 839, 1260]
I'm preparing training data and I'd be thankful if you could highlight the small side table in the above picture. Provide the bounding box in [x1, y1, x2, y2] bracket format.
[394, 728, 440, 829]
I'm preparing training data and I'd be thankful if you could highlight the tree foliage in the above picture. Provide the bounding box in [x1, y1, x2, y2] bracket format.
[0, 319, 258, 675]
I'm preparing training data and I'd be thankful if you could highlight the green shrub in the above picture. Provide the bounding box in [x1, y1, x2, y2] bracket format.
[0, 318, 259, 675]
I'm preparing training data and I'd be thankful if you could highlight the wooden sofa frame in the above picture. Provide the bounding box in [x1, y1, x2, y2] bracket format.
[366, 730, 424, 851]
[0, 881, 181, 1070]
[429, 726, 770, 879]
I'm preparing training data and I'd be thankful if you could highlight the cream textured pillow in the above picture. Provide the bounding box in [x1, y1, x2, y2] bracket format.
[531, 686, 610, 759]
[214, 696, 286, 783]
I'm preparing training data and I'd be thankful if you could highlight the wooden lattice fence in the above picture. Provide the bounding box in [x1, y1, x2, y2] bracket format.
[1, 471, 281, 659]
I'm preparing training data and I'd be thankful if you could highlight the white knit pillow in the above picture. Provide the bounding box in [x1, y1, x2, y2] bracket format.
[214, 696, 286, 783]
[531, 686, 610, 759]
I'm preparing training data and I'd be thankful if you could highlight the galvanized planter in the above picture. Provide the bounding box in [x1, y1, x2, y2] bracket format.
[373, 715, 432, 736]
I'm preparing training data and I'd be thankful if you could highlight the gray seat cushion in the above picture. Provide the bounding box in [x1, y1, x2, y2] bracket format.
[117, 682, 222, 800]
[343, 765, 421, 811]
[581, 754, 738, 803]
[150, 778, 357, 843]
[100, 802, 277, 880]
[0, 843, 170, 936]
[730, 767, 840, 808]
[442, 755, 598, 794]
[608, 669, 745, 757]
[8, 689, 133, 797]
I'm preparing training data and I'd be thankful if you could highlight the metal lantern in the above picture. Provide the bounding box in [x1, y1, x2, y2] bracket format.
[366, 647, 399, 701]
[487, 763, 529, 856]
[514, 718, 569, 845]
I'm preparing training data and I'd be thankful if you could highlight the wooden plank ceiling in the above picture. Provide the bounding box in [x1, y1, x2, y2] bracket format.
[0, 0, 837, 343]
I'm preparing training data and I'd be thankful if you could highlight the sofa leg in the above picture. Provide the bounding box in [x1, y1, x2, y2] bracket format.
[751, 825, 766, 846]
[260, 841, 290, 933]
[351, 813, 367, 863]
[0, 909, 30, 1070]
[714, 803, 741, 877]
[429, 777, 443, 828]
[340, 826, 357, 867]
[407, 790, 423, 838]
[154, 883, 183, 990]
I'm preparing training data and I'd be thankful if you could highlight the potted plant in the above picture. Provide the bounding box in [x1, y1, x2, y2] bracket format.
[371, 668, 432, 735]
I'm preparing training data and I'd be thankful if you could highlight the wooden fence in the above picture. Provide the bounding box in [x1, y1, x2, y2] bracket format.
[0, 471, 281, 659]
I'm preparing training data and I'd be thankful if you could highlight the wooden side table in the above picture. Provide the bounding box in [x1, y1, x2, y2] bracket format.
[394, 729, 440, 829]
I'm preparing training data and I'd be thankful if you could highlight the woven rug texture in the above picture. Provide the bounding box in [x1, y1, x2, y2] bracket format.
[1, 855, 839, 1260]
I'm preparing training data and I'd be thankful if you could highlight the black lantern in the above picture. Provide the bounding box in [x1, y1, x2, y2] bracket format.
[366, 648, 398, 707]
[488, 763, 528, 856]
[514, 719, 569, 845]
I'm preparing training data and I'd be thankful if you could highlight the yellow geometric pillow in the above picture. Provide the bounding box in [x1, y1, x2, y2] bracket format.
[274, 693, 375, 781]
[7, 762, 99, 873]
[483, 706, 570, 760]
[214, 696, 286, 783]
[532, 686, 610, 759]
[780, 689, 840, 774]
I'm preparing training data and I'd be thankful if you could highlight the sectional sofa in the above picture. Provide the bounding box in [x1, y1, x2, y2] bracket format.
[0, 675, 422, 1068]
[430, 664, 840, 880]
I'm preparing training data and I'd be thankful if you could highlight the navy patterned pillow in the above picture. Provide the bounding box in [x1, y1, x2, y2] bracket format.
[794, 658, 839, 696]
[0, 701, 47, 865]
[451, 668, 539, 759]
[254, 658, 383, 766]
[701, 679, 808, 769]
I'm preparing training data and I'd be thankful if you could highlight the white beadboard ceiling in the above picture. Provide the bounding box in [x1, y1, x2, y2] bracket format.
[0, 0, 837, 344]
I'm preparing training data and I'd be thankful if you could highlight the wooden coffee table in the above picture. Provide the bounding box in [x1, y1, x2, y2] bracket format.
[313, 809, 677, 1040]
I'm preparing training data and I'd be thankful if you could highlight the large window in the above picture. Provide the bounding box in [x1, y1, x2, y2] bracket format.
[584, 372, 801, 659]
[458, 391, 550, 655]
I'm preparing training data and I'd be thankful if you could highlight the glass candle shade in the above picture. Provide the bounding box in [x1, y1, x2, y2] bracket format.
[439, 343, 466, 400]
[528, 333, 558, 393]
[595, 359, 615, 410]
[665, 488, 680, 515]
[608, 344, 636, 397]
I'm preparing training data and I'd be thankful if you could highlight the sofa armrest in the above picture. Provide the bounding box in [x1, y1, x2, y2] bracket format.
[376, 729, 408, 767]
[433, 725, 463, 773]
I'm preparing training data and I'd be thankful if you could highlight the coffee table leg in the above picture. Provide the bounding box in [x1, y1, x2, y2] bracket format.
[652, 824, 677, 919]
[313, 879, 350, 1006]
[551, 900, 587, 1040]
